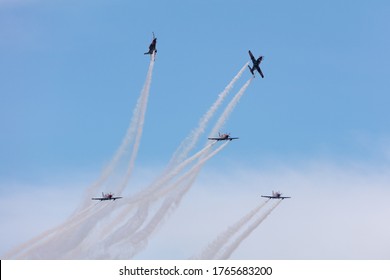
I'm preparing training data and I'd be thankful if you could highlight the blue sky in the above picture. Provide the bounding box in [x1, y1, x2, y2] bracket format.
[1, 0, 390, 259]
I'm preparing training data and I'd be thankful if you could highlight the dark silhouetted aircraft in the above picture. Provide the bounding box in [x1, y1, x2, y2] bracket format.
[248, 50, 264, 78]
[208, 132, 239, 141]
[92, 192, 122, 201]
[261, 191, 290, 199]
[144, 32, 157, 56]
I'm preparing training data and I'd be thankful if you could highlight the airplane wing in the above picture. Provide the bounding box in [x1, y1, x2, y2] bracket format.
[256, 66, 264, 78]
[208, 137, 221, 140]
[228, 137, 239, 140]
[91, 197, 122, 201]
[248, 50, 256, 63]
[261, 195, 290, 199]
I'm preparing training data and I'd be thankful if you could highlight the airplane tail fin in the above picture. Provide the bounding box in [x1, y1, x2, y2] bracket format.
[248, 65, 254, 76]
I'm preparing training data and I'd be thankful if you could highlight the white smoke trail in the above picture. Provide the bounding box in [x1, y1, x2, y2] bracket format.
[168, 62, 249, 168]
[159, 76, 255, 217]
[115, 65, 250, 223]
[65, 202, 150, 259]
[196, 199, 270, 260]
[209, 77, 253, 138]
[18, 137, 221, 259]
[150, 141, 229, 200]
[5, 53, 157, 259]
[98, 142, 216, 234]
[102, 142, 230, 258]
[5, 59, 252, 259]
[3, 203, 98, 259]
[115, 54, 156, 194]
[174, 77, 254, 197]
[79, 52, 156, 210]
[96, 142, 216, 237]
[15, 203, 113, 259]
[126, 142, 216, 203]
[173, 76, 255, 198]
[218, 200, 283, 260]
[95, 66, 252, 258]
[112, 76, 254, 258]
[47, 54, 156, 256]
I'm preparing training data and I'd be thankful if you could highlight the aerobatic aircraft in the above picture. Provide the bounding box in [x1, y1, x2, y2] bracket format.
[261, 191, 291, 199]
[92, 192, 123, 201]
[144, 32, 157, 56]
[248, 50, 264, 78]
[208, 132, 239, 141]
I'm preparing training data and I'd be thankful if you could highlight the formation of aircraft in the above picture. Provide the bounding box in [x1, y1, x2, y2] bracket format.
[92, 192, 123, 201]
[208, 132, 239, 141]
[144, 32, 157, 56]
[89, 37, 278, 202]
[261, 191, 291, 200]
[248, 50, 264, 78]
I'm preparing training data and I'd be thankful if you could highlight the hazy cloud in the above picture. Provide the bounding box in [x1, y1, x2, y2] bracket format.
[2, 160, 389, 259]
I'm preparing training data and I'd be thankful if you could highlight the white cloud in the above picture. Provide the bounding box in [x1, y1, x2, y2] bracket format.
[2, 160, 390, 259]
[137, 161, 390, 259]
[0, 181, 85, 257]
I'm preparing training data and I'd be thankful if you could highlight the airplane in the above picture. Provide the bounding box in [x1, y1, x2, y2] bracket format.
[144, 32, 157, 56]
[208, 132, 239, 141]
[248, 50, 264, 78]
[92, 192, 123, 201]
[261, 191, 291, 200]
